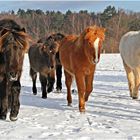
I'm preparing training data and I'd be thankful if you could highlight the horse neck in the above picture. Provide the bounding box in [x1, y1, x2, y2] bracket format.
[75, 36, 85, 51]
[74, 37, 92, 63]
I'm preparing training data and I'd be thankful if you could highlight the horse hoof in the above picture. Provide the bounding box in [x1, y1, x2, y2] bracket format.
[85, 97, 89, 102]
[72, 89, 77, 93]
[79, 108, 85, 113]
[42, 96, 47, 99]
[33, 92, 37, 95]
[0, 115, 6, 120]
[56, 89, 61, 93]
[80, 111, 85, 114]
[32, 88, 37, 95]
[10, 116, 18, 121]
[56, 87, 62, 92]
[132, 96, 138, 100]
[47, 87, 53, 93]
[68, 103, 72, 107]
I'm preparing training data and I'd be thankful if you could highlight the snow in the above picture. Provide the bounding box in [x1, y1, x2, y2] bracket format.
[0, 53, 140, 140]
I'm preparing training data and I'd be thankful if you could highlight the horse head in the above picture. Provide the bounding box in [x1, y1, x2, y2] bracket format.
[80, 25, 106, 64]
[45, 33, 65, 53]
[43, 33, 65, 69]
[0, 27, 30, 81]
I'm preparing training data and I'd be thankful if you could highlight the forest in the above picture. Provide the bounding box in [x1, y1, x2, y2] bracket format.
[0, 5, 140, 53]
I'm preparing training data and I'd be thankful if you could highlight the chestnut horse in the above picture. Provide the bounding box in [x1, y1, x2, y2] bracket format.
[59, 25, 106, 112]
[28, 33, 65, 98]
[0, 19, 30, 121]
[119, 30, 140, 99]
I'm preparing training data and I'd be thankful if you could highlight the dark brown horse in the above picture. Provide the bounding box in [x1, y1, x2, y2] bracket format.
[0, 19, 30, 121]
[43, 33, 65, 92]
[59, 25, 106, 112]
[28, 33, 65, 98]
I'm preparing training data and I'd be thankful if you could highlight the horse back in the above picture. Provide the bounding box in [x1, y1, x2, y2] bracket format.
[119, 31, 140, 68]
[28, 44, 51, 75]
[59, 35, 93, 75]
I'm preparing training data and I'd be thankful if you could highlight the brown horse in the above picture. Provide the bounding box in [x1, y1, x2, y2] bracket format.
[59, 25, 106, 112]
[43, 33, 65, 92]
[28, 33, 65, 98]
[0, 19, 30, 121]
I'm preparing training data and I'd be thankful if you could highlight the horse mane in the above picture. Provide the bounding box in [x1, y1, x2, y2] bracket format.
[46, 33, 65, 41]
[0, 29, 31, 52]
[0, 19, 32, 52]
[75, 25, 106, 47]
[0, 19, 21, 31]
[84, 26, 105, 40]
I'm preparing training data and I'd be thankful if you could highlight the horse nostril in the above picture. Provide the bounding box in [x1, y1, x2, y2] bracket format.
[51, 66, 54, 69]
[9, 72, 16, 77]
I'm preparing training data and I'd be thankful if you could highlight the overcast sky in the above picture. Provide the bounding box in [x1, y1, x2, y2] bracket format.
[0, 1, 140, 13]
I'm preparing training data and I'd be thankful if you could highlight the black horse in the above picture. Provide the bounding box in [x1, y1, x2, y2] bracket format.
[28, 33, 65, 98]
[0, 19, 30, 121]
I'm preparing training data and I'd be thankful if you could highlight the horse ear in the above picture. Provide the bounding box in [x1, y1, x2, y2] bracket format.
[21, 27, 26, 32]
[40, 44, 47, 52]
[75, 37, 82, 47]
[1, 29, 9, 36]
[57, 33, 65, 39]
[37, 39, 43, 43]
[0, 29, 10, 52]
[101, 27, 106, 33]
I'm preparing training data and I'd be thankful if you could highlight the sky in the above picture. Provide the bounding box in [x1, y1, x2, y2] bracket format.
[0, 1, 140, 13]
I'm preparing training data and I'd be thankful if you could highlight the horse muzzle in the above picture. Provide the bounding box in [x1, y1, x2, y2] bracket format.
[50, 65, 55, 69]
[8, 72, 18, 81]
[93, 59, 99, 64]
[0, 74, 4, 82]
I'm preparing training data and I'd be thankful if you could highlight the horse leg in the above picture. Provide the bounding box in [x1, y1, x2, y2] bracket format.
[132, 68, 140, 99]
[75, 73, 86, 112]
[30, 67, 37, 95]
[47, 70, 55, 93]
[85, 72, 94, 102]
[123, 61, 135, 98]
[10, 81, 21, 121]
[64, 70, 73, 106]
[56, 64, 62, 92]
[0, 79, 8, 120]
[39, 74, 47, 99]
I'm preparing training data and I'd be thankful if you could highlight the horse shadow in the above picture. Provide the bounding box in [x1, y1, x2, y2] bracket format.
[20, 72, 140, 122]
[94, 73, 127, 83]
[20, 85, 77, 111]
[87, 99, 140, 121]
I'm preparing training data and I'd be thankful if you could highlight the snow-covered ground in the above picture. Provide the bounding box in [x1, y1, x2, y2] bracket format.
[0, 54, 140, 140]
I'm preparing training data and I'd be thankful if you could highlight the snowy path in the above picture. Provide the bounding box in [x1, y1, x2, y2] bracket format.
[0, 54, 140, 140]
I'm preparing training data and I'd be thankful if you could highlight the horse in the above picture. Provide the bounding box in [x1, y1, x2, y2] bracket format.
[59, 25, 106, 112]
[119, 30, 140, 99]
[28, 33, 65, 98]
[43, 33, 65, 92]
[0, 19, 30, 121]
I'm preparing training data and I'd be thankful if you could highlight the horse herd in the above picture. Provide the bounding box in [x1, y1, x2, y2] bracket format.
[0, 19, 139, 121]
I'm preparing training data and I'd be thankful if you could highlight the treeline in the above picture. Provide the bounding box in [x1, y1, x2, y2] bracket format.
[0, 6, 140, 53]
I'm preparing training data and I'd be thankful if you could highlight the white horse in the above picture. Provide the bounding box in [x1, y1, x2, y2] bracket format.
[119, 30, 140, 99]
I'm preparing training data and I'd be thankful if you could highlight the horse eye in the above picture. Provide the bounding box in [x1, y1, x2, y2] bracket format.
[49, 50, 55, 55]
[19, 45, 22, 49]
[13, 46, 17, 50]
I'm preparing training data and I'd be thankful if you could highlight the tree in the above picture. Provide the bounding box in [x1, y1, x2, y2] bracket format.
[100, 5, 117, 26]
[128, 18, 140, 31]
[17, 9, 25, 17]
[35, 9, 44, 15]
